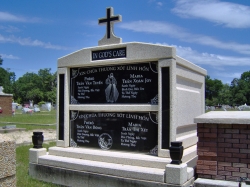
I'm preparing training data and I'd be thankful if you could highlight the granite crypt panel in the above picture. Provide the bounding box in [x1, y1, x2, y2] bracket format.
[70, 111, 158, 153]
[70, 62, 158, 104]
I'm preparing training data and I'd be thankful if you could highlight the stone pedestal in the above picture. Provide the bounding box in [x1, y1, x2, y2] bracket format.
[0, 135, 16, 187]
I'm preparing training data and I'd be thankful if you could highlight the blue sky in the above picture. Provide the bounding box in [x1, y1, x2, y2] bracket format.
[0, 0, 250, 84]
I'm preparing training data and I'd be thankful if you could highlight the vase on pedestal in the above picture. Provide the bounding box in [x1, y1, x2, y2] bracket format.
[32, 132, 44, 148]
[169, 141, 183, 165]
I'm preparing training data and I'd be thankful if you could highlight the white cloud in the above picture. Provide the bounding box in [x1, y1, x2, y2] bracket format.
[119, 20, 250, 55]
[0, 54, 19, 60]
[157, 42, 250, 67]
[157, 2, 163, 7]
[0, 25, 20, 33]
[172, 0, 250, 28]
[158, 43, 249, 83]
[174, 44, 250, 67]
[0, 11, 40, 23]
[0, 34, 68, 50]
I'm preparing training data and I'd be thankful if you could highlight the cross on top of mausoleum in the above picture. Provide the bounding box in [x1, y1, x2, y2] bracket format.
[98, 7, 122, 46]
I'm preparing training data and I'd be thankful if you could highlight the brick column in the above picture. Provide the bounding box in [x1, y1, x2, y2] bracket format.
[194, 111, 250, 182]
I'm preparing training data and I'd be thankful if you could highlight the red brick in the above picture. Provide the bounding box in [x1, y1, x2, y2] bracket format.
[218, 124, 232, 128]
[211, 128, 218, 133]
[225, 157, 239, 163]
[225, 148, 239, 153]
[198, 147, 210, 152]
[218, 142, 232, 148]
[198, 128, 210, 133]
[204, 133, 217, 138]
[198, 174, 212, 179]
[197, 123, 204, 128]
[218, 138, 225, 142]
[240, 168, 250, 173]
[199, 137, 217, 142]
[232, 124, 247, 129]
[218, 162, 232, 166]
[197, 142, 203, 147]
[197, 132, 204, 137]
[197, 160, 204, 165]
[218, 152, 232, 157]
[199, 156, 217, 161]
[209, 165, 217, 171]
[218, 165, 225, 171]
[204, 160, 217, 166]
[240, 149, 250, 154]
[225, 167, 239, 172]
[217, 157, 225, 162]
[218, 133, 232, 138]
[203, 170, 217, 175]
[203, 142, 217, 147]
[240, 139, 250, 144]
[217, 148, 225, 153]
[233, 163, 247, 168]
[225, 129, 239, 134]
[232, 172, 247, 177]
[240, 129, 250, 134]
[0, 95, 13, 116]
[240, 159, 250, 164]
[233, 134, 247, 139]
[213, 175, 225, 180]
[197, 165, 210, 170]
[225, 139, 239, 143]
[204, 124, 217, 128]
[226, 176, 238, 181]
[233, 143, 247, 149]
[218, 129, 225, 133]
[204, 151, 217, 157]
[197, 151, 204, 156]
[218, 171, 231, 175]
[233, 153, 247, 159]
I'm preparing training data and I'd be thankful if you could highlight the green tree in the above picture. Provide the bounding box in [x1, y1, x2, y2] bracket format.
[218, 84, 232, 105]
[14, 68, 57, 104]
[14, 72, 41, 103]
[205, 75, 223, 105]
[230, 71, 250, 105]
[0, 67, 16, 94]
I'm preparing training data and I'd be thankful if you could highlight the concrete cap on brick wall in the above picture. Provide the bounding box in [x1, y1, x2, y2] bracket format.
[0, 134, 13, 142]
[194, 111, 250, 124]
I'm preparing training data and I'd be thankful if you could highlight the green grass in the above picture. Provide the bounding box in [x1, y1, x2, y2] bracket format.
[16, 142, 59, 187]
[0, 109, 56, 130]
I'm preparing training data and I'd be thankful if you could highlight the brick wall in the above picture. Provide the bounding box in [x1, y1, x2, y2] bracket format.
[197, 123, 250, 181]
[0, 95, 13, 116]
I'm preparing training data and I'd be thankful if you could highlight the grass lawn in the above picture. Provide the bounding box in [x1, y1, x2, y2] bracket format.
[16, 142, 59, 187]
[0, 109, 56, 130]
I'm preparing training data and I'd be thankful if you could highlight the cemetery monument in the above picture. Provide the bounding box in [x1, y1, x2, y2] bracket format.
[29, 7, 207, 187]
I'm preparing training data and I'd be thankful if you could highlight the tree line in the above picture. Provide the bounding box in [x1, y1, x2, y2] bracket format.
[0, 56, 249, 106]
[206, 71, 250, 106]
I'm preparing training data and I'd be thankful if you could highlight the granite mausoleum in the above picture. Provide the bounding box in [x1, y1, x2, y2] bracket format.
[29, 7, 207, 187]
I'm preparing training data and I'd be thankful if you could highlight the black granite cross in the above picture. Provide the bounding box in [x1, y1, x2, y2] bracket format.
[98, 7, 121, 39]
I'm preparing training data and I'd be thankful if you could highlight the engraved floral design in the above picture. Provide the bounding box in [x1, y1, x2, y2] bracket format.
[71, 96, 79, 104]
[149, 145, 158, 155]
[151, 94, 158, 105]
[70, 138, 78, 147]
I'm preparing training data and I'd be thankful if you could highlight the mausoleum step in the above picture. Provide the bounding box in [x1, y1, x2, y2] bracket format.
[38, 155, 166, 183]
[48, 147, 171, 169]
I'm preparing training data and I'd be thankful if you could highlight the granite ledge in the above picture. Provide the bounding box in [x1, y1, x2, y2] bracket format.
[194, 111, 250, 124]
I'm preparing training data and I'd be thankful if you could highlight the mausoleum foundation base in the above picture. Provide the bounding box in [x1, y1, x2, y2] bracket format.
[29, 147, 196, 187]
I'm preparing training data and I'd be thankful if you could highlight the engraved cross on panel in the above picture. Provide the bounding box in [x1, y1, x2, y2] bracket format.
[98, 7, 122, 46]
